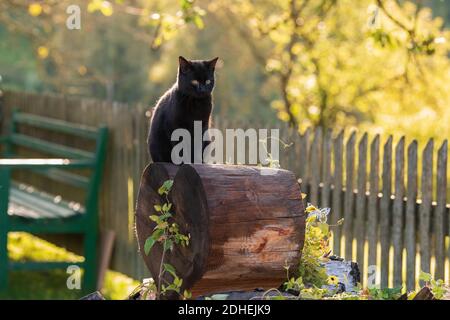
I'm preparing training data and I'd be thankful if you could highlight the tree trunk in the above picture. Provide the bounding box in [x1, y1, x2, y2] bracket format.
[135, 163, 305, 297]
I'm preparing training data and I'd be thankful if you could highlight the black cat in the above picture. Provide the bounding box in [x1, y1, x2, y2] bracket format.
[147, 56, 218, 164]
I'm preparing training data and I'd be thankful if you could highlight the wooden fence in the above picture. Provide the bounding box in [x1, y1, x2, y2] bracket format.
[267, 124, 450, 290]
[1, 90, 449, 290]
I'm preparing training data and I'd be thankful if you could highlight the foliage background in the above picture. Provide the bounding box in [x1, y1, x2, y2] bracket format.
[0, 0, 449, 143]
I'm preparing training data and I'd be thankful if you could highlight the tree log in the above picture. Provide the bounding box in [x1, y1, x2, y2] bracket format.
[135, 163, 305, 297]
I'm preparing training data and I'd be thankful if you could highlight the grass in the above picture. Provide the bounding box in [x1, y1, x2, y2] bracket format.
[0, 232, 140, 300]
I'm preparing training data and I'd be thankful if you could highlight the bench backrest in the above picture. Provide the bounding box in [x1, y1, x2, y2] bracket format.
[4, 110, 108, 213]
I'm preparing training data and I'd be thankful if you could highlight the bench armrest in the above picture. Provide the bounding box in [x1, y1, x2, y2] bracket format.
[0, 158, 95, 169]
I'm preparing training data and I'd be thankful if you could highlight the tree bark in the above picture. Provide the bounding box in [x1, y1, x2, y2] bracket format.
[135, 163, 305, 297]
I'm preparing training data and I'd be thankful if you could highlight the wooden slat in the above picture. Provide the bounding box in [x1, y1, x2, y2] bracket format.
[344, 131, 356, 261]
[434, 140, 447, 280]
[380, 136, 393, 288]
[367, 135, 380, 280]
[331, 130, 344, 256]
[13, 112, 99, 139]
[310, 127, 322, 205]
[405, 140, 418, 291]
[419, 139, 434, 280]
[355, 133, 368, 285]
[12, 182, 85, 213]
[10, 134, 94, 159]
[392, 137, 405, 288]
[321, 129, 332, 208]
[33, 168, 90, 189]
[9, 188, 81, 219]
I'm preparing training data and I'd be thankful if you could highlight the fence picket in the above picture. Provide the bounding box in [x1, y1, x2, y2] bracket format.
[367, 135, 380, 279]
[392, 137, 405, 288]
[321, 129, 332, 208]
[355, 133, 368, 285]
[331, 130, 344, 256]
[420, 139, 434, 280]
[344, 132, 356, 261]
[380, 136, 393, 288]
[434, 140, 447, 280]
[310, 128, 322, 205]
[405, 140, 418, 291]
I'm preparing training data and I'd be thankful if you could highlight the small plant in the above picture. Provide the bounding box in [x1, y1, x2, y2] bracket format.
[259, 137, 293, 169]
[279, 200, 344, 300]
[284, 276, 328, 300]
[366, 287, 403, 300]
[296, 202, 343, 287]
[413, 270, 447, 300]
[143, 179, 191, 300]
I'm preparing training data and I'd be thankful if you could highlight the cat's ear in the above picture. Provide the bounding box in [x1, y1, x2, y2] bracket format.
[179, 56, 192, 73]
[206, 57, 219, 69]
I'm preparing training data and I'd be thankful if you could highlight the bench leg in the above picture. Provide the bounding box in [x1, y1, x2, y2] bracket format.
[0, 231, 7, 292]
[82, 232, 98, 294]
[0, 168, 10, 292]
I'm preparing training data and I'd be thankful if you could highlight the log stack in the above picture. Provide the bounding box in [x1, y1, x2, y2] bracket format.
[135, 163, 305, 297]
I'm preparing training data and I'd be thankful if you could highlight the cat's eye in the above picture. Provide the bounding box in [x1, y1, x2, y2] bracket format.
[191, 80, 199, 86]
[205, 80, 211, 85]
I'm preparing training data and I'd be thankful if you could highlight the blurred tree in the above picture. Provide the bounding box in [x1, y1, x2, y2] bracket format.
[0, 0, 449, 141]
[0, 0, 206, 102]
[210, 0, 450, 135]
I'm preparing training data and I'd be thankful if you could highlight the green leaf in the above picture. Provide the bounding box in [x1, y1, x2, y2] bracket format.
[151, 229, 164, 241]
[149, 215, 160, 222]
[163, 180, 174, 191]
[159, 212, 172, 220]
[419, 270, 432, 282]
[163, 239, 173, 251]
[419, 271, 432, 283]
[318, 223, 329, 235]
[173, 276, 181, 287]
[163, 263, 177, 277]
[156, 221, 169, 230]
[144, 237, 155, 255]
[154, 205, 162, 212]
[183, 290, 192, 299]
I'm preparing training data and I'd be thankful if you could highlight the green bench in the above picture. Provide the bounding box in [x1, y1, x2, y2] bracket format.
[0, 111, 108, 293]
